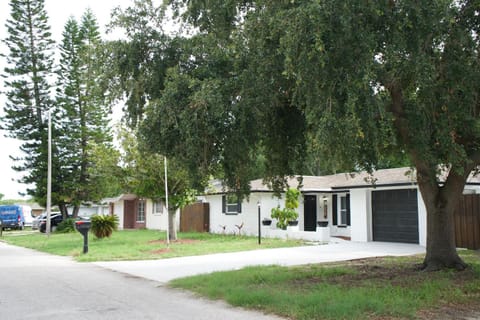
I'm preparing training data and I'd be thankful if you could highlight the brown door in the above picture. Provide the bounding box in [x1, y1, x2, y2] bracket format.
[124, 200, 136, 229]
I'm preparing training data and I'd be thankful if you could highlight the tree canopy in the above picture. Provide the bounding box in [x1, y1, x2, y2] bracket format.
[131, 0, 480, 270]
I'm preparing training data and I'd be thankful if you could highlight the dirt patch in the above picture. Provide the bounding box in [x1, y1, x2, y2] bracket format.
[417, 303, 480, 320]
[147, 239, 201, 255]
[150, 247, 171, 255]
[148, 239, 201, 245]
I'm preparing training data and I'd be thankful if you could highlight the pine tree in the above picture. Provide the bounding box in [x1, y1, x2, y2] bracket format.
[1, 0, 56, 202]
[56, 9, 113, 216]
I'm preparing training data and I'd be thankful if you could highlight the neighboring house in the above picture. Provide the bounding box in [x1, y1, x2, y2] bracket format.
[102, 194, 178, 231]
[27, 203, 44, 217]
[67, 203, 109, 218]
[201, 167, 480, 246]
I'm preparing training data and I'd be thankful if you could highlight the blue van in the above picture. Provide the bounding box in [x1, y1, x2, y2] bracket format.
[0, 205, 26, 230]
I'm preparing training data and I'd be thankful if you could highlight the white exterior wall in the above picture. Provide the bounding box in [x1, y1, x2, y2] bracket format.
[146, 201, 180, 231]
[350, 189, 369, 242]
[208, 193, 283, 236]
[113, 200, 125, 230]
[205, 183, 479, 245]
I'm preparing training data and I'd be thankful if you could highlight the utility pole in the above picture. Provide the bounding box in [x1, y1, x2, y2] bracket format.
[46, 110, 52, 236]
[164, 156, 170, 246]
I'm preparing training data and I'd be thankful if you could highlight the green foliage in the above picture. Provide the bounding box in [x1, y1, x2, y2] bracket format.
[55, 9, 114, 213]
[270, 188, 300, 229]
[2, 3, 115, 214]
[56, 218, 76, 233]
[107, 1, 179, 127]
[118, 127, 196, 211]
[90, 215, 119, 239]
[1, 0, 56, 204]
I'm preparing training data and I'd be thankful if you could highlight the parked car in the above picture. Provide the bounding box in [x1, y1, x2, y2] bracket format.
[0, 205, 27, 230]
[38, 213, 63, 233]
[32, 212, 60, 230]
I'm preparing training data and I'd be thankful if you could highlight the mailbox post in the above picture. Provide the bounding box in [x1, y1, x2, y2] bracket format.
[75, 220, 92, 254]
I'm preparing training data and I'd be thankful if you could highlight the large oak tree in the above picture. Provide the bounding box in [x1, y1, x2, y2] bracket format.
[113, 0, 479, 270]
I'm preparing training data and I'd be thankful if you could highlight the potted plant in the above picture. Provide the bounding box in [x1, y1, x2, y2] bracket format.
[317, 221, 329, 227]
[270, 188, 300, 229]
[262, 218, 273, 226]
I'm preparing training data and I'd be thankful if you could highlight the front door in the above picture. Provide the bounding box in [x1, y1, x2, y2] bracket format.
[304, 195, 317, 231]
[124, 200, 136, 229]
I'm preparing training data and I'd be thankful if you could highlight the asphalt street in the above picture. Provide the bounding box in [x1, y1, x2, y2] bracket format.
[0, 242, 283, 320]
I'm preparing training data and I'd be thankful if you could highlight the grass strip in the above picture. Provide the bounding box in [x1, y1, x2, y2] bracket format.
[170, 252, 480, 320]
[0, 229, 305, 262]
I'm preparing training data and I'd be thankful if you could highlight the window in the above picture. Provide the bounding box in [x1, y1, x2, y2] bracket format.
[340, 196, 348, 225]
[332, 194, 350, 226]
[137, 200, 146, 222]
[153, 200, 163, 214]
[222, 194, 242, 215]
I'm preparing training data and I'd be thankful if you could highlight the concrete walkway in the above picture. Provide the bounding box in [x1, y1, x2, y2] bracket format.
[94, 241, 425, 284]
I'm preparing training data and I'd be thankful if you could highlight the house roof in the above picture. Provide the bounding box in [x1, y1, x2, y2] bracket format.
[102, 193, 138, 204]
[207, 167, 480, 194]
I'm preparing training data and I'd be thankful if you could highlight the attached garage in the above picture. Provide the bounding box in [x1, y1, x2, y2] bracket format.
[372, 189, 419, 244]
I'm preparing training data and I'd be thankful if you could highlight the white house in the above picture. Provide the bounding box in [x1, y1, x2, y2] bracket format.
[201, 167, 480, 246]
[102, 194, 179, 231]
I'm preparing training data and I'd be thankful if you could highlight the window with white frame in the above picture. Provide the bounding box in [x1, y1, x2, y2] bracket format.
[222, 194, 242, 215]
[333, 193, 350, 226]
[137, 199, 146, 222]
[340, 195, 348, 225]
[153, 200, 163, 214]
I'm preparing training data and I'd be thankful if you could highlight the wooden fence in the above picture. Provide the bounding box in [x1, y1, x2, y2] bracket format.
[180, 202, 210, 233]
[454, 194, 480, 250]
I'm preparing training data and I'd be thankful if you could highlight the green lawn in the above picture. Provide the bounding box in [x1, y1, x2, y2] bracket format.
[0, 229, 305, 262]
[170, 251, 480, 320]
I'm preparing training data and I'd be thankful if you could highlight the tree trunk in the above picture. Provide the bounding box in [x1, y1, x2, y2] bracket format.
[168, 208, 177, 241]
[418, 173, 467, 271]
[72, 205, 80, 218]
[59, 203, 69, 219]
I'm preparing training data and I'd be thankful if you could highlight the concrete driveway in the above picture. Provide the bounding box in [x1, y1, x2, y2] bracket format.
[95, 241, 425, 284]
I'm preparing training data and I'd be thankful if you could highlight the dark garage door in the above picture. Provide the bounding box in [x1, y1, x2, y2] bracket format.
[372, 189, 419, 244]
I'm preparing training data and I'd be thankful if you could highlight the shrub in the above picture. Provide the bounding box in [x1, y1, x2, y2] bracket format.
[90, 214, 119, 239]
[56, 218, 76, 233]
[270, 188, 300, 229]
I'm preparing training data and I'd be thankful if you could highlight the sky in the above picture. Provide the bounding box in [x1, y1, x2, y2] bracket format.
[0, 0, 133, 199]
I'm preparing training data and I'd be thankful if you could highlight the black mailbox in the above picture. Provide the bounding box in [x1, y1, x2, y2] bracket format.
[75, 220, 91, 254]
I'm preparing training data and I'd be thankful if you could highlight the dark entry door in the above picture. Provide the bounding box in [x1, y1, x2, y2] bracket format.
[124, 200, 136, 229]
[304, 195, 317, 231]
[372, 189, 419, 243]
